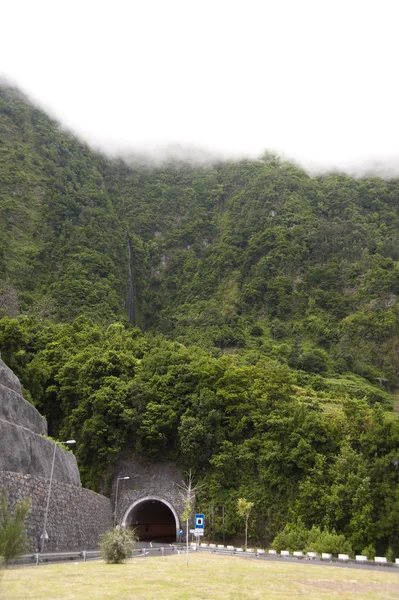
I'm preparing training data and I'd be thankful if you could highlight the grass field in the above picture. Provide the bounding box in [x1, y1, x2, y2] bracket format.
[1, 554, 399, 600]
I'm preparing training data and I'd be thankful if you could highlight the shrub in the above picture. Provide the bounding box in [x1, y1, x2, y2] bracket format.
[250, 324, 263, 337]
[361, 544, 376, 560]
[311, 375, 327, 391]
[386, 547, 395, 563]
[333, 358, 348, 374]
[299, 351, 328, 374]
[270, 319, 287, 340]
[306, 528, 353, 556]
[304, 525, 324, 551]
[99, 528, 137, 564]
[271, 523, 309, 552]
[0, 489, 31, 567]
[272, 523, 353, 557]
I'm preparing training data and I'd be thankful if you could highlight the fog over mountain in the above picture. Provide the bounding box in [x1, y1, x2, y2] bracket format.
[2, 1, 399, 175]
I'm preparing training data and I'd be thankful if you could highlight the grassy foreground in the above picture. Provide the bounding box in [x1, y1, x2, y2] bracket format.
[2, 553, 399, 600]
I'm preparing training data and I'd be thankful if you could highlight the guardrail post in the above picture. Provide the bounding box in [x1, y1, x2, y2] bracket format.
[34, 553, 39, 566]
[82, 551, 87, 562]
[161, 547, 164, 557]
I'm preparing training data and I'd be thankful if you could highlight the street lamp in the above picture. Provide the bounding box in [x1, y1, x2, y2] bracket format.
[114, 476, 130, 527]
[41, 439, 76, 553]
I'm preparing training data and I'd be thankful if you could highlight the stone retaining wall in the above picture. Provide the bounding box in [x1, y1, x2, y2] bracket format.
[0, 471, 113, 552]
[113, 457, 186, 527]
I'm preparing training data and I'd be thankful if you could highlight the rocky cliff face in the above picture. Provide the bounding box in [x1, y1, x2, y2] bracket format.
[0, 359, 81, 486]
[0, 359, 47, 435]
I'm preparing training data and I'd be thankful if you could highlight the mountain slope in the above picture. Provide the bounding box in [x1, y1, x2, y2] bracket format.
[2, 84, 399, 387]
[0, 86, 127, 321]
[1, 84, 399, 554]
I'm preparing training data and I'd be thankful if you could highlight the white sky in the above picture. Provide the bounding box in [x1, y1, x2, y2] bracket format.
[2, 0, 399, 172]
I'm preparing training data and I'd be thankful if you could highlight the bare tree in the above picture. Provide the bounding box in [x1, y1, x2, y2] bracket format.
[175, 470, 204, 566]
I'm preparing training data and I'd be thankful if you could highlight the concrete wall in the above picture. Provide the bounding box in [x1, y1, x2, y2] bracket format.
[0, 471, 113, 552]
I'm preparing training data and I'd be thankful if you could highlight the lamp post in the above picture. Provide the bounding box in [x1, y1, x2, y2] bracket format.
[41, 439, 76, 553]
[114, 476, 130, 527]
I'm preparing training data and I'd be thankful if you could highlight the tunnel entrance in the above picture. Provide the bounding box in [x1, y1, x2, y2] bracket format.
[122, 497, 179, 542]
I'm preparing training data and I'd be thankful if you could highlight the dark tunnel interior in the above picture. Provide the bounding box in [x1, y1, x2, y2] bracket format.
[126, 499, 177, 542]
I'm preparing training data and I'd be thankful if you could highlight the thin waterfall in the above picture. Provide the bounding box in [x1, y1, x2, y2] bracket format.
[127, 239, 135, 324]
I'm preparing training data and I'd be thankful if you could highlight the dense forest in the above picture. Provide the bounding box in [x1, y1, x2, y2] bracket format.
[1, 84, 399, 555]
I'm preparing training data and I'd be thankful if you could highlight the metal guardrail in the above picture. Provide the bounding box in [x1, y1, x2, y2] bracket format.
[10, 544, 190, 567]
[10, 544, 399, 569]
[194, 545, 399, 568]
[11, 550, 102, 566]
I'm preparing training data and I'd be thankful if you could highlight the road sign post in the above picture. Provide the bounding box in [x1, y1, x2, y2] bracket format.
[194, 513, 205, 538]
[195, 513, 205, 529]
[190, 528, 204, 536]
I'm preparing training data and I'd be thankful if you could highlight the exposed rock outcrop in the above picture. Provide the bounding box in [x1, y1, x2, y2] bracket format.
[0, 359, 23, 394]
[0, 383, 47, 435]
[0, 358, 80, 485]
[0, 419, 81, 486]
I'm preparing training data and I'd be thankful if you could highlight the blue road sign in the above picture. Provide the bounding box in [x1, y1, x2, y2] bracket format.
[195, 513, 205, 529]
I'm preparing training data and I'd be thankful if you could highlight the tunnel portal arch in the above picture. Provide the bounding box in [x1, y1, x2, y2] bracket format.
[121, 496, 180, 542]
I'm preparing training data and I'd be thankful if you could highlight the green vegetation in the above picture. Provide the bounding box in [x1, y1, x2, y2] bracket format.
[0, 490, 30, 567]
[2, 555, 399, 600]
[271, 523, 353, 556]
[99, 528, 137, 563]
[1, 84, 399, 556]
[237, 498, 254, 551]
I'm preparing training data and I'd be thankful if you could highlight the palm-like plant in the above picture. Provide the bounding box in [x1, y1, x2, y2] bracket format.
[0, 490, 31, 567]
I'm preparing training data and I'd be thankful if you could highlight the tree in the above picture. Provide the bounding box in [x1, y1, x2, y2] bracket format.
[175, 470, 204, 566]
[99, 527, 137, 564]
[237, 497, 254, 551]
[0, 490, 31, 567]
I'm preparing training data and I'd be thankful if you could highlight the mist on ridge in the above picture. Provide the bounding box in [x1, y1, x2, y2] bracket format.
[2, 76, 399, 180]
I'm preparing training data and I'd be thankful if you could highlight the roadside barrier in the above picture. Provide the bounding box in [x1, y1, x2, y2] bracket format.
[194, 545, 399, 567]
[10, 544, 399, 568]
[11, 546, 180, 566]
